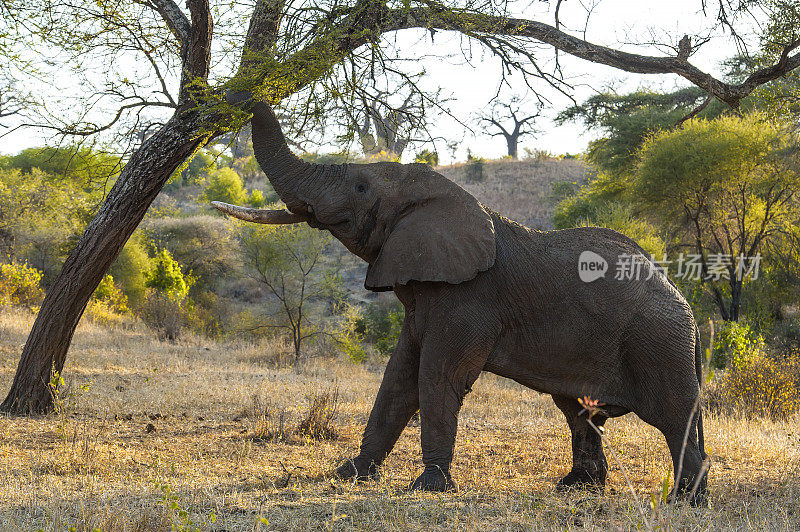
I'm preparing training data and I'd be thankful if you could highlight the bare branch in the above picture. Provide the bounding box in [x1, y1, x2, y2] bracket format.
[141, 0, 190, 49]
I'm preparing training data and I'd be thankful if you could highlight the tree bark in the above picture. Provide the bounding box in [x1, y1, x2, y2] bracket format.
[0, 109, 206, 414]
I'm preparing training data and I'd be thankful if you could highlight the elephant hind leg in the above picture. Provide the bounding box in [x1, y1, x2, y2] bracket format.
[552, 394, 608, 492]
[646, 402, 708, 507]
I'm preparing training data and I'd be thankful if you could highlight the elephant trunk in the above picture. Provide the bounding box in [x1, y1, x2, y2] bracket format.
[226, 91, 332, 212]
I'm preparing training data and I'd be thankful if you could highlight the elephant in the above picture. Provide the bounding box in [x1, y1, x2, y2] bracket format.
[214, 92, 709, 505]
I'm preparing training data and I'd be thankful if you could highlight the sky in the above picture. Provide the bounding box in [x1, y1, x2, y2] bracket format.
[0, 0, 753, 163]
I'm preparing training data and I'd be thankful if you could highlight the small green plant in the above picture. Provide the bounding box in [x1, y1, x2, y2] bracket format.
[155, 480, 216, 532]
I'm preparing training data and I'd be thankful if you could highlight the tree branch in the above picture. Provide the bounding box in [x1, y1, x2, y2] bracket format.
[379, 7, 800, 107]
[142, 0, 190, 50]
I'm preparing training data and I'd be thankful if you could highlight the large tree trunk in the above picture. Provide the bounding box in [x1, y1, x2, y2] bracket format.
[506, 135, 519, 159]
[0, 109, 206, 415]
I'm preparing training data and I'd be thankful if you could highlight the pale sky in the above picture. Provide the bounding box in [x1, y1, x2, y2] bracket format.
[0, 0, 753, 163]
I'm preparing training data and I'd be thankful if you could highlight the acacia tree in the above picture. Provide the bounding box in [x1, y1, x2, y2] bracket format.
[2, 0, 800, 414]
[238, 222, 332, 363]
[479, 97, 541, 159]
[635, 114, 800, 322]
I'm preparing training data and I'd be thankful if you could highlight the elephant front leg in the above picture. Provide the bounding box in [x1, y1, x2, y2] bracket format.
[335, 318, 420, 482]
[411, 340, 488, 492]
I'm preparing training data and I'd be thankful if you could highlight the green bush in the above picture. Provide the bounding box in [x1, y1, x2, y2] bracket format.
[145, 248, 194, 301]
[355, 299, 404, 356]
[85, 275, 131, 328]
[414, 149, 439, 166]
[0, 262, 45, 308]
[201, 167, 247, 205]
[109, 233, 150, 308]
[712, 320, 765, 369]
[92, 274, 129, 314]
[248, 189, 266, 208]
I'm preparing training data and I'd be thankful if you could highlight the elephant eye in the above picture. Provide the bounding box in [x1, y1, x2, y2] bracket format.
[355, 183, 368, 194]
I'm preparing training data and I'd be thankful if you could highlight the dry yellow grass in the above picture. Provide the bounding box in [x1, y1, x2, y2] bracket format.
[438, 158, 591, 230]
[1, 307, 799, 531]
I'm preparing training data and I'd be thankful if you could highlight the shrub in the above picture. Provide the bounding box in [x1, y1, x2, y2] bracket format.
[140, 249, 194, 341]
[335, 304, 367, 363]
[465, 153, 485, 183]
[140, 290, 188, 342]
[355, 298, 404, 356]
[145, 248, 194, 300]
[296, 388, 339, 441]
[712, 320, 765, 369]
[709, 353, 800, 420]
[84, 300, 128, 328]
[84, 274, 130, 327]
[93, 274, 129, 314]
[414, 149, 439, 166]
[248, 189, 265, 208]
[201, 167, 247, 205]
[144, 216, 235, 292]
[109, 233, 150, 308]
[0, 262, 45, 308]
[249, 393, 291, 442]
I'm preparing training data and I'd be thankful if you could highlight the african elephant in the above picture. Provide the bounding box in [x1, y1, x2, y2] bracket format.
[214, 92, 708, 505]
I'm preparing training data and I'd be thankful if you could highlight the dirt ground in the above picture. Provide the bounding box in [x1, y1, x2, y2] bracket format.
[1, 308, 798, 531]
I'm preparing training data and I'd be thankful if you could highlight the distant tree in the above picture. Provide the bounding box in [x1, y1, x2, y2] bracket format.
[140, 248, 194, 341]
[346, 92, 424, 158]
[414, 149, 439, 166]
[237, 222, 332, 364]
[557, 88, 727, 175]
[479, 98, 541, 159]
[635, 114, 800, 321]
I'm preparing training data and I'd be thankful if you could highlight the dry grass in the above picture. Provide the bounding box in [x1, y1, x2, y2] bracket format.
[438, 158, 592, 230]
[1, 307, 799, 530]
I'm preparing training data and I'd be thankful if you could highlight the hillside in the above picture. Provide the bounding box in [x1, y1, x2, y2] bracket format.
[438, 157, 592, 230]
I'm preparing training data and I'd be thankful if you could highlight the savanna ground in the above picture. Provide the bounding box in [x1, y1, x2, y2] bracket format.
[1, 308, 798, 531]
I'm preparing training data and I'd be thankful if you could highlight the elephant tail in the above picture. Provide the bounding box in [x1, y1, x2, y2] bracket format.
[694, 324, 706, 460]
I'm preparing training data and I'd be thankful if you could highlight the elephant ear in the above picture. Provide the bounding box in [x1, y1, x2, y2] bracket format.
[364, 171, 496, 292]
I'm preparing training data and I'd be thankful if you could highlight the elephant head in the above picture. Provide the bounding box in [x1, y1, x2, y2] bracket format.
[215, 92, 496, 291]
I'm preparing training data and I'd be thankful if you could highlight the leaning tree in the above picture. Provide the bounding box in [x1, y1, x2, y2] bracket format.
[1, 0, 799, 414]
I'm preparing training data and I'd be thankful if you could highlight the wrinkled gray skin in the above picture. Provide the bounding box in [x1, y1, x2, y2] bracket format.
[218, 92, 708, 505]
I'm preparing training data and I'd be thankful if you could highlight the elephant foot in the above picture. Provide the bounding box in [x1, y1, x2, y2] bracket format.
[668, 478, 709, 508]
[334, 456, 379, 482]
[410, 466, 457, 492]
[555, 468, 606, 493]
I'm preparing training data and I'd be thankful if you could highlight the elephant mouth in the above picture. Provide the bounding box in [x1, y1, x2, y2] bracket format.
[300, 204, 351, 231]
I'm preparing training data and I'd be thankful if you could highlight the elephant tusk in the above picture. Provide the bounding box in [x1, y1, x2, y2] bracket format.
[211, 201, 308, 224]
